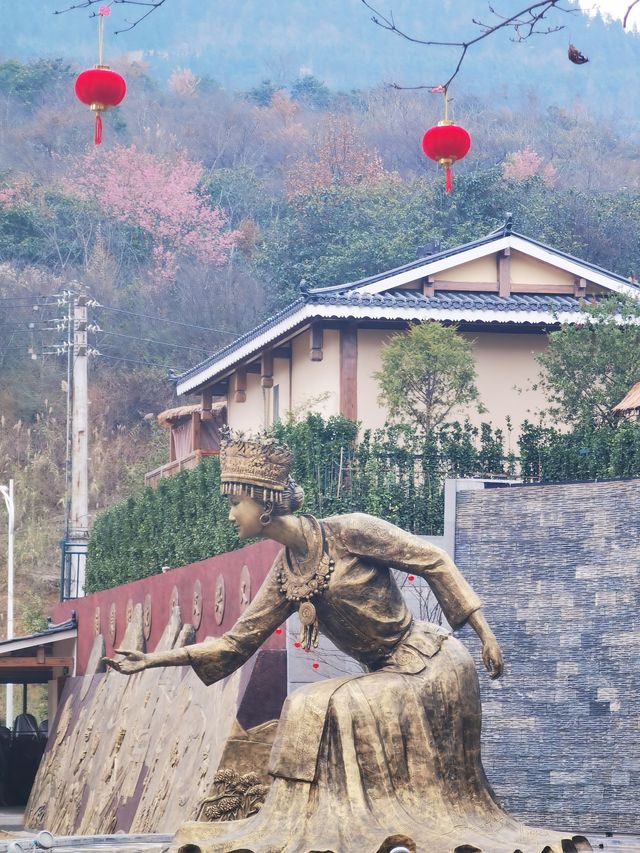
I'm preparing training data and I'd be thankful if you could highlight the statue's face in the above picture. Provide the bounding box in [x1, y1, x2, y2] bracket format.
[228, 493, 265, 539]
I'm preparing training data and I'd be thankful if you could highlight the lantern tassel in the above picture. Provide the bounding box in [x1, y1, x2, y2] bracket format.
[445, 165, 452, 193]
[94, 113, 103, 145]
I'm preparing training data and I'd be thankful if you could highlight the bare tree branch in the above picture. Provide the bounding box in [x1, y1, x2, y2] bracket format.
[52, 0, 640, 57]
[54, 0, 168, 35]
[624, 0, 640, 28]
[361, 0, 578, 90]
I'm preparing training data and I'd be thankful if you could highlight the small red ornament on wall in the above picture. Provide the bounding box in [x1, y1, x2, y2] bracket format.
[74, 7, 126, 144]
[422, 88, 471, 193]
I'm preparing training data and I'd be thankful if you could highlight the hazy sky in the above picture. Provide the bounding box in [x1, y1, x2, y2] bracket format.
[582, 0, 640, 25]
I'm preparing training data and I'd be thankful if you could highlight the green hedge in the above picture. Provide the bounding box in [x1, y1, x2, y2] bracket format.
[86, 414, 510, 592]
[519, 419, 640, 482]
[86, 458, 241, 593]
[87, 414, 640, 593]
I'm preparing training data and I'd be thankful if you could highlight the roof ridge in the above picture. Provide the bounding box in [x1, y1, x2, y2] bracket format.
[308, 229, 636, 296]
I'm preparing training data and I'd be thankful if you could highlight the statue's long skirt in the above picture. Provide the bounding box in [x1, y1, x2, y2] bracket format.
[173, 635, 591, 853]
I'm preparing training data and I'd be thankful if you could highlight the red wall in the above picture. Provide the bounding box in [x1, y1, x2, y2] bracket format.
[53, 539, 283, 674]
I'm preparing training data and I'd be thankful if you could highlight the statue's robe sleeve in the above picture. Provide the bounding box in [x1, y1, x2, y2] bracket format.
[339, 513, 482, 629]
[186, 553, 292, 686]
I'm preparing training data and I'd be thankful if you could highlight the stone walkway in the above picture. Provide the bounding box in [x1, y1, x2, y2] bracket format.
[0, 808, 25, 834]
[0, 814, 637, 853]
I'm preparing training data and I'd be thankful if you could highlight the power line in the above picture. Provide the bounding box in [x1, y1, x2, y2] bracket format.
[96, 329, 211, 354]
[0, 296, 59, 304]
[96, 351, 183, 371]
[95, 304, 238, 336]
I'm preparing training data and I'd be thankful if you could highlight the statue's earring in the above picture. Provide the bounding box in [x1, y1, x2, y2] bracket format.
[260, 502, 273, 526]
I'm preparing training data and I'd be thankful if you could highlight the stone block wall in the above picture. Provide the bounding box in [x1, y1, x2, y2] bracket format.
[454, 478, 640, 834]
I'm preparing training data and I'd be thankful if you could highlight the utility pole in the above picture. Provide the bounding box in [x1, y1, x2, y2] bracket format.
[69, 290, 89, 596]
[1, 479, 14, 728]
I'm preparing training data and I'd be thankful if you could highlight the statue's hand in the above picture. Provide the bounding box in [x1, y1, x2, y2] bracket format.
[103, 648, 148, 675]
[482, 636, 504, 680]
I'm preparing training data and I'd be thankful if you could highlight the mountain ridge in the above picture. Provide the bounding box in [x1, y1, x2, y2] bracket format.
[2, 0, 640, 115]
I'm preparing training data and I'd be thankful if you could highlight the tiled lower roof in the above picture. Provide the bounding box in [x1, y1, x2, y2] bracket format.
[308, 290, 593, 312]
[175, 290, 594, 394]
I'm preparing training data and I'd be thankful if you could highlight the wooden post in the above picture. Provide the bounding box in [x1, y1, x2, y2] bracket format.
[261, 350, 274, 388]
[340, 325, 358, 421]
[201, 387, 213, 420]
[234, 368, 247, 403]
[191, 411, 201, 453]
[574, 277, 587, 298]
[310, 324, 324, 361]
[422, 276, 435, 298]
[498, 248, 511, 298]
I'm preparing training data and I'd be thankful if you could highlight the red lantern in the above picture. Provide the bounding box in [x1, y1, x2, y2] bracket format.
[75, 67, 126, 144]
[422, 122, 471, 193]
[74, 8, 126, 145]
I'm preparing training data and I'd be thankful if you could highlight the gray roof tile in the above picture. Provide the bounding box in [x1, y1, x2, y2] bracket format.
[308, 290, 592, 312]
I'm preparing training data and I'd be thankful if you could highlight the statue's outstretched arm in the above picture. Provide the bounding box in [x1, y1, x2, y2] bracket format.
[336, 513, 504, 678]
[104, 553, 293, 683]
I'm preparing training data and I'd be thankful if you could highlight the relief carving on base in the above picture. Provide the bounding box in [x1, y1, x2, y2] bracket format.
[108, 602, 117, 645]
[195, 769, 269, 822]
[143, 593, 152, 640]
[192, 579, 203, 630]
[214, 575, 225, 626]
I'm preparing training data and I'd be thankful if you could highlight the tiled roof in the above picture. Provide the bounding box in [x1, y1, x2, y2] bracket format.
[175, 290, 591, 392]
[175, 296, 306, 386]
[0, 615, 77, 653]
[307, 289, 592, 313]
[175, 226, 632, 395]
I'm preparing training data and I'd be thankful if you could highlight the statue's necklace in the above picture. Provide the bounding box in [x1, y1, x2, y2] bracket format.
[277, 514, 334, 651]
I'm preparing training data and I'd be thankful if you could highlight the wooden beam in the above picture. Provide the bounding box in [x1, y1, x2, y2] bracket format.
[433, 280, 499, 292]
[191, 410, 201, 452]
[511, 282, 577, 295]
[169, 429, 176, 463]
[422, 276, 435, 297]
[573, 277, 587, 298]
[201, 388, 213, 421]
[272, 345, 292, 359]
[310, 324, 324, 362]
[498, 248, 511, 298]
[234, 368, 247, 403]
[261, 350, 274, 388]
[340, 325, 358, 421]
[0, 657, 74, 669]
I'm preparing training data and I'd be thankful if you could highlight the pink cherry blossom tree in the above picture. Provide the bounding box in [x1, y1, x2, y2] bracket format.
[68, 145, 238, 280]
[502, 148, 557, 186]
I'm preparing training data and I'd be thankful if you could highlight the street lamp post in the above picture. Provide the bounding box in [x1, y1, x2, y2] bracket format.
[0, 479, 14, 729]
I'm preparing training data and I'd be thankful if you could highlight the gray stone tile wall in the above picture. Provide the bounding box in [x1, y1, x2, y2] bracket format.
[454, 479, 640, 834]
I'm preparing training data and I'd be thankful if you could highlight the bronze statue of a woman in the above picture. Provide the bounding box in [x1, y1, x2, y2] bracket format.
[105, 436, 591, 853]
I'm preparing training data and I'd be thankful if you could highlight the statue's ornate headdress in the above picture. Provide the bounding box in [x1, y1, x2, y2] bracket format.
[219, 433, 293, 505]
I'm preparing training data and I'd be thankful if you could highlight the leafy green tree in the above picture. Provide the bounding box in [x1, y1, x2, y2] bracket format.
[537, 296, 640, 428]
[256, 176, 444, 306]
[246, 79, 282, 106]
[201, 166, 274, 228]
[290, 75, 331, 109]
[375, 322, 483, 435]
[0, 58, 72, 106]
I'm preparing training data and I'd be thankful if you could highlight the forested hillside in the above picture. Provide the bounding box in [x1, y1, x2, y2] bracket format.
[2, 3, 640, 624]
[4, 1, 640, 115]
